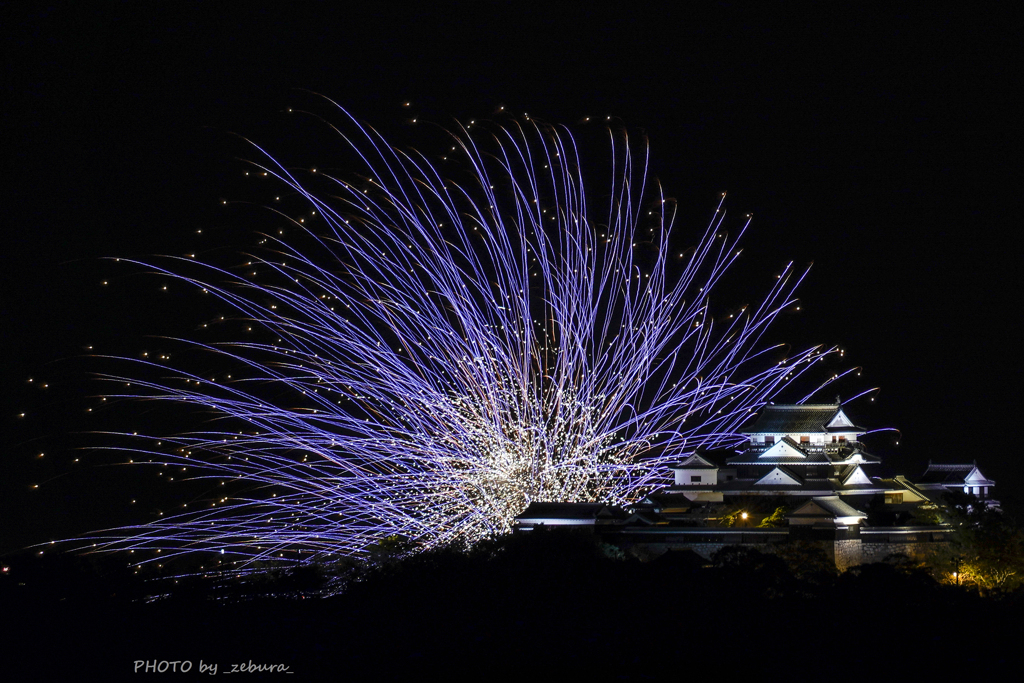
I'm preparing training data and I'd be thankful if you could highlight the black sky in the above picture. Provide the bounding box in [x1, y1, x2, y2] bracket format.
[2, 3, 1018, 552]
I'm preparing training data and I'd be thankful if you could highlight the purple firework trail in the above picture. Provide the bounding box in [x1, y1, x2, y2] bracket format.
[82, 104, 847, 567]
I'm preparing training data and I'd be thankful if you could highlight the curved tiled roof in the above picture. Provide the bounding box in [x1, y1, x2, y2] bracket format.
[918, 462, 994, 486]
[790, 496, 868, 520]
[740, 403, 864, 433]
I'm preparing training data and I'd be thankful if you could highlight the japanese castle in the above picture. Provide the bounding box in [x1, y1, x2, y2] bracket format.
[515, 401, 996, 569]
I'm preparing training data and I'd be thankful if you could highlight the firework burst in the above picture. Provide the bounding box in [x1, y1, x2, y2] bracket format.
[82, 103, 844, 567]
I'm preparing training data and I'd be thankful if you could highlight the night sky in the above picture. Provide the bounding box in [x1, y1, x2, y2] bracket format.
[2, 4, 1018, 555]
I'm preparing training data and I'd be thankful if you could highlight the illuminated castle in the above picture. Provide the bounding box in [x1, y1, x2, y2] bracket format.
[659, 400, 995, 512]
[666, 402, 895, 507]
[515, 400, 996, 568]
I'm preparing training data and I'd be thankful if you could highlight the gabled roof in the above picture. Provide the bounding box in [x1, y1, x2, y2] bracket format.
[918, 462, 995, 486]
[740, 403, 864, 434]
[882, 476, 934, 503]
[670, 453, 718, 470]
[839, 465, 873, 487]
[640, 493, 694, 513]
[919, 463, 973, 481]
[788, 496, 867, 522]
[711, 478, 837, 495]
[760, 437, 807, 459]
[515, 502, 625, 523]
[755, 466, 804, 487]
[965, 468, 996, 486]
[727, 439, 832, 465]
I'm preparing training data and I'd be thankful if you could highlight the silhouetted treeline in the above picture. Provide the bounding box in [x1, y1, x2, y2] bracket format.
[4, 529, 1022, 678]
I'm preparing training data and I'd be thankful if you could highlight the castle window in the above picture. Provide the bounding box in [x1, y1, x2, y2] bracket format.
[765, 436, 775, 445]
[800, 436, 810, 444]
[690, 475, 701, 483]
